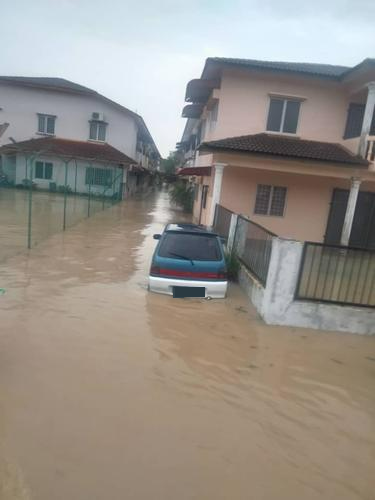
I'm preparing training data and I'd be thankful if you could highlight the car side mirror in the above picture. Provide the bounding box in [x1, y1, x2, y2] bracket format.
[153, 234, 161, 240]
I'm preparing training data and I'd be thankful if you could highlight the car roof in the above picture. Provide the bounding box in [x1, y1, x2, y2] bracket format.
[165, 223, 218, 236]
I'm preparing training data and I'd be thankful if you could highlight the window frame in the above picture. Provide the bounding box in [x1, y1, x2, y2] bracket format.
[85, 166, 113, 187]
[37, 113, 56, 135]
[89, 120, 107, 142]
[254, 184, 287, 217]
[265, 96, 303, 135]
[34, 161, 53, 180]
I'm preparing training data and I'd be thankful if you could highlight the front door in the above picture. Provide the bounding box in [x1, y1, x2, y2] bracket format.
[325, 188, 375, 249]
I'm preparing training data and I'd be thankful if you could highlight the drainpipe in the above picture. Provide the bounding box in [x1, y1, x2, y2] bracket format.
[358, 82, 375, 158]
[340, 177, 361, 246]
[208, 163, 226, 226]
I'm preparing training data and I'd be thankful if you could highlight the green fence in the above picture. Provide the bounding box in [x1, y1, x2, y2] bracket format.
[0, 156, 124, 262]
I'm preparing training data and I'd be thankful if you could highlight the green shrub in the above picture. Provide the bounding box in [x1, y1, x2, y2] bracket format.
[57, 185, 72, 193]
[169, 181, 194, 212]
[225, 251, 240, 281]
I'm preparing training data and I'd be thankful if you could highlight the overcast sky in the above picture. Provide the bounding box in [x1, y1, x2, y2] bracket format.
[1, 0, 375, 156]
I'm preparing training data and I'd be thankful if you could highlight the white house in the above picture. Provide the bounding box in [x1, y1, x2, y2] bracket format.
[0, 76, 160, 196]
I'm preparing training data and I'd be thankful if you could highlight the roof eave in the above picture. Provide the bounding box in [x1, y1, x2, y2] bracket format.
[198, 144, 369, 168]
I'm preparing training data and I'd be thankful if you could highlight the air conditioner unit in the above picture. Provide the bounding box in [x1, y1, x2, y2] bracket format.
[92, 112, 104, 121]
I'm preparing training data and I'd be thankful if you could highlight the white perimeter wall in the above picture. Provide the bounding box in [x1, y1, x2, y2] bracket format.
[238, 237, 375, 335]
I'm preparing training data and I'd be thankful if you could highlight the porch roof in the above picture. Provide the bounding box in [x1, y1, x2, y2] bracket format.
[199, 133, 369, 167]
[0, 137, 136, 165]
[178, 166, 212, 176]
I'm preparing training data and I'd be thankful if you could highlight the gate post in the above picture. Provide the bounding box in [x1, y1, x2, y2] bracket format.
[226, 213, 238, 253]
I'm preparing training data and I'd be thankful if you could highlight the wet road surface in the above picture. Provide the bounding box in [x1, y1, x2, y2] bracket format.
[0, 190, 374, 500]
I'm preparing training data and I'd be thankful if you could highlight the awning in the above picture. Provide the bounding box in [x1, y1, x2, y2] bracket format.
[178, 166, 212, 176]
[182, 104, 204, 119]
[185, 78, 220, 103]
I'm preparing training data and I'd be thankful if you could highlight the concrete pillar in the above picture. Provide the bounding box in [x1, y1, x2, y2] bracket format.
[226, 213, 238, 252]
[208, 163, 226, 226]
[358, 82, 375, 158]
[340, 177, 361, 246]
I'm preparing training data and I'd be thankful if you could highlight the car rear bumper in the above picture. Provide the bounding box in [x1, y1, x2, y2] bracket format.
[149, 276, 228, 299]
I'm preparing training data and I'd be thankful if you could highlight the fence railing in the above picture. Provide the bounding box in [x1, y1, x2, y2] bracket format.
[295, 242, 375, 308]
[233, 215, 275, 286]
[0, 157, 125, 263]
[213, 204, 233, 239]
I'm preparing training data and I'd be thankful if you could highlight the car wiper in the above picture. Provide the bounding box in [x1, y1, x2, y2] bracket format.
[168, 252, 194, 265]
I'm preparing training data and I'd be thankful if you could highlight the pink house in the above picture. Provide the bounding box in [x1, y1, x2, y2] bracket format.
[178, 58, 375, 249]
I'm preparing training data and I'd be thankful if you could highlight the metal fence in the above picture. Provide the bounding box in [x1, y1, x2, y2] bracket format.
[233, 215, 275, 286]
[295, 242, 375, 308]
[213, 204, 233, 239]
[0, 158, 124, 263]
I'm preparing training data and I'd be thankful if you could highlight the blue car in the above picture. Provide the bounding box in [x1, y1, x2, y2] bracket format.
[149, 224, 228, 299]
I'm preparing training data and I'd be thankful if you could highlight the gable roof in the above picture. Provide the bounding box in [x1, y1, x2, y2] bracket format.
[203, 57, 375, 81]
[0, 137, 136, 165]
[199, 133, 369, 167]
[0, 76, 160, 158]
[0, 76, 97, 94]
[206, 58, 350, 79]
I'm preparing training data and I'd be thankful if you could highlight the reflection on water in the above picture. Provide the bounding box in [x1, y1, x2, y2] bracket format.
[0, 189, 374, 500]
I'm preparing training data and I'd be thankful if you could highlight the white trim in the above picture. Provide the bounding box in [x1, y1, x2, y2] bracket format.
[268, 92, 306, 101]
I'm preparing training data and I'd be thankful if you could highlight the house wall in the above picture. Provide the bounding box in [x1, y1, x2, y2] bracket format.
[192, 174, 213, 224]
[0, 83, 139, 159]
[210, 68, 355, 148]
[198, 165, 375, 242]
[11, 154, 124, 197]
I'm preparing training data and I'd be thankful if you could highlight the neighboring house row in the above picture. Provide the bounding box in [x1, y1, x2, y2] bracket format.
[0, 76, 160, 197]
[177, 57, 375, 250]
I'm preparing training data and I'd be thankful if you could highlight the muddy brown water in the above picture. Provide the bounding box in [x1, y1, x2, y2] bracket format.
[0, 190, 374, 500]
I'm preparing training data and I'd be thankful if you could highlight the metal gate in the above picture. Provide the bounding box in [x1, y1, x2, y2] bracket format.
[325, 188, 375, 249]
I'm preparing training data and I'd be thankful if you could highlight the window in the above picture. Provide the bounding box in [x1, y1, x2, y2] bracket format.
[209, 102, 219, 132]
[89, 121, 107, 141]
[37, 114, 56, 135]
[254, 184, 287, 216]
[343, 103, 375, 139]
[35, 161, 53, 180]
[158, 233, 221, 261]
[85, 167, 112, 186]
[266, 98, 301, 134]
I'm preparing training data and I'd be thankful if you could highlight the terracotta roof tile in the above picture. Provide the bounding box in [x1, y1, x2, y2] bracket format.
[199, 133, 368, 167]
[0, 137, 136, 165]
[207, 58, 350, 79]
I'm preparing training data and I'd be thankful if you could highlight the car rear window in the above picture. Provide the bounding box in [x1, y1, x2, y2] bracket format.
[158, 233, 221, 261]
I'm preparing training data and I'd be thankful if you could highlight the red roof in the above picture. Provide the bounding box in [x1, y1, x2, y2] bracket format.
[178, 166, 212, 176]
[0, 137, 136, 165]
[200, 133, 368, 167]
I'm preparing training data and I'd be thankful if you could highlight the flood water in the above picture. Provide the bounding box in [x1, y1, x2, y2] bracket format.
[0, 190, 374, 500]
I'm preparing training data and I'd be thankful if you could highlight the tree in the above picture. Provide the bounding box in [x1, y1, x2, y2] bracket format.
[160, 151, 179, 175]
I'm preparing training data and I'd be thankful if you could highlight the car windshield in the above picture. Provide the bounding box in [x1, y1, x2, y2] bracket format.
[158, 233, 221, 261]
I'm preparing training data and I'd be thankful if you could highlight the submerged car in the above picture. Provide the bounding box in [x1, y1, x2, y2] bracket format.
[149, 224, 228, 299]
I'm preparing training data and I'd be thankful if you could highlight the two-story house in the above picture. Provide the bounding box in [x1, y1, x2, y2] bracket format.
[178, 58, 375, 249]
[0, 76, 160, 197]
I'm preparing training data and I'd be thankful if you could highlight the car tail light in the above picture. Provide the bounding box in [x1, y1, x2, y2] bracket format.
[156, 268, 227, 280]
[217, 269, 228, 279]
[150, 265, 160, 275]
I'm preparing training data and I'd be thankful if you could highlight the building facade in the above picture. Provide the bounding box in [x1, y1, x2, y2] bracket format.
[178, 58, 375, 249]
[0, 76, 160, 197]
